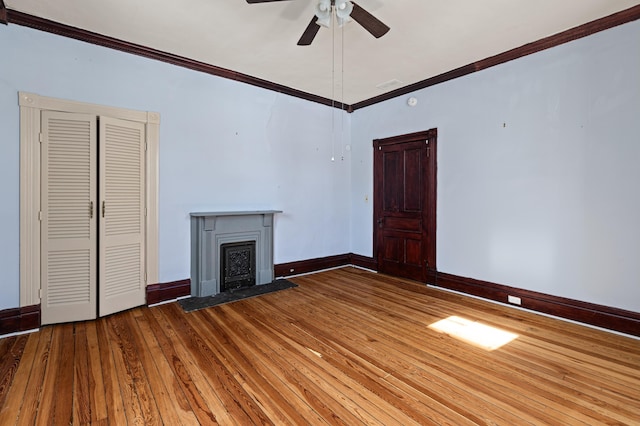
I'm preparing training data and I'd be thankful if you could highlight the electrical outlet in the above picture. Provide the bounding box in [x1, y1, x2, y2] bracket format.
[508, 295, 522, 305]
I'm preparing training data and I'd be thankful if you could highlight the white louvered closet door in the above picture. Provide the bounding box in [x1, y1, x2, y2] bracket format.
[98, 116, 146, 317]
[41, 111, 97, 324]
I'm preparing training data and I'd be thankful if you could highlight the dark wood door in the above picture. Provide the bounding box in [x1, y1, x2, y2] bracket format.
[373, 129, 437, 283]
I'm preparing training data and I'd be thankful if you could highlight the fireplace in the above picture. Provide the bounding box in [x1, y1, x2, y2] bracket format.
[190, 210, 281, 297]
[221, 241, 256, 292]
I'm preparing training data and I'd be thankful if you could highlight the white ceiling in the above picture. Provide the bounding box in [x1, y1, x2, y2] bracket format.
[5, 0, 640, 105]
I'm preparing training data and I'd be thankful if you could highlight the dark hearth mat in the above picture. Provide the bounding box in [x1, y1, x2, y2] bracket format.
[179, 279, 297, 313]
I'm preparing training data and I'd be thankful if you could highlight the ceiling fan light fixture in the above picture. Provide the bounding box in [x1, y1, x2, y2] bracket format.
[335, 0, 353, 27]
[315, 0, 332, 28]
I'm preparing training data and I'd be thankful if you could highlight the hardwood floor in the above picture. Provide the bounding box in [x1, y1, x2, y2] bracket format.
[0, 267, 639, 425]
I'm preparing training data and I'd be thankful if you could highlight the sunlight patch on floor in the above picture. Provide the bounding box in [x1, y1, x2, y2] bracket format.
[429, 315, 518, 351]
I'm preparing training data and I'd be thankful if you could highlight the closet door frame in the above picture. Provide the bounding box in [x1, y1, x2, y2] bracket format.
[19, 91, 159, 309]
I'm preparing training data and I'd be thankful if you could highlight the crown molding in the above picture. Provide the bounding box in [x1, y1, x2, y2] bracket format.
[5, 9, 349, 111]
[5, 5, 640, 112]
[350, 4, 640, 111]
[0, 0, 8, 25]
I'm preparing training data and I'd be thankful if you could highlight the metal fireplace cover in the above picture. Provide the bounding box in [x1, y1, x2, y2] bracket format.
[221, 241, 256, 292]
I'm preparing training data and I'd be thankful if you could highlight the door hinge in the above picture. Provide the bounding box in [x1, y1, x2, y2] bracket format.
[426, 146, 430, 158]
[39, 133, 43, 143]
[38, 211, 43, 221]
[39, 288, 43, 299]
[144, 142, 148, 152]
[144, 207, 147, 217]
[144, 272, 147, 284]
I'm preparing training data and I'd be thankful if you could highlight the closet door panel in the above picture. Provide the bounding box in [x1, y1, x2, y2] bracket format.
[41, 111, 97, 324]
[99, 116, 146, 316]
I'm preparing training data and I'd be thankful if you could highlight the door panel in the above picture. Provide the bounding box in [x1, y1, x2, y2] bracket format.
[374, 129, 437, 283]
[99, 116, 146, 316]
[384, 217, 421, 232]
[382, 235, 401, 262]
[383, 151, 401, 211]
[405, 238, 422, 265]
[41, 111, 97, 324]
[403, 148, 422, 211]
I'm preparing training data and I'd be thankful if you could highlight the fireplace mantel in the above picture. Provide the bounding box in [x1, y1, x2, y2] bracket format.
[190, 210, 282, 297]
[190, 210, 283, 218]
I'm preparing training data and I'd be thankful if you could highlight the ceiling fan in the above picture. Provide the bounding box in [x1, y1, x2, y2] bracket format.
[246, 0, 390, 46]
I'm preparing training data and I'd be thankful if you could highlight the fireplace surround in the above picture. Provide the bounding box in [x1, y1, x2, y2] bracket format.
[190, 210, 281, 297]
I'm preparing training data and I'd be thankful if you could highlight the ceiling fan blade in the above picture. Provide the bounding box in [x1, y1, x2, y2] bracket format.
[297, 16, 321, 46]
[246, 0, 291, 3]
[350, 2, 390, 38]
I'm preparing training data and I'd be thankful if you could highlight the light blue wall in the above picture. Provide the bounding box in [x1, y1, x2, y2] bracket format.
[351, 21, 640, 312]
[0, 24, 351, 310]
[2, 20, 639, 314]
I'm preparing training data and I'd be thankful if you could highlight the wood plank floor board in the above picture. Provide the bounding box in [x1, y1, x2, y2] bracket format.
[220, 314, 354, 426]
[34, 323, 72, 426]
[73, 322, 91, 425]
[308, 280, 632, 422]
[426, 287, 638, 360]
[248, 311, 423, 426]
[331, 269, 639, 363]
[193, 308, 326, 425]
[14, 327, 53, 426]
[209, 304, 377, 426]
[54, 323, 76, 425]
[84, 320, 108, 424]
[480, 342, 640, 422]
[147, 304, 234, 424]
[0, 336, 15, 361]
[322, 270, 640, 390]
[312, 272, 628, 421]
[0, 334, 37, 425]
[239, 283, 526, 424]
[140, 307, 222, 425]
[133, 309, 201, 425]
[95, 315, 127, 425]
[268, 272, 636, 424]
[156, 303, 273, 426]
[105, 313, 150, 424]
[272, 270, 636, 426]
[115, 312, 165, 426]
[120, 309, 186, 426]
[1, 267, 638, 425]
[507, 338, 640, 404]
[0, 335, 27, 410]
[233, 304, 387, 426]
[244, 298, 481, 426]
[254, 280, 563, 425]
[343, 268, 638, 355]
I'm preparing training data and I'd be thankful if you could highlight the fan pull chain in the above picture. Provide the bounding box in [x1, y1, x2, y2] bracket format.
[341, 23, 345, 162]
[331, 8, 336, 162]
